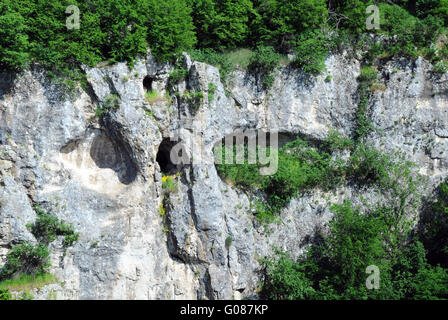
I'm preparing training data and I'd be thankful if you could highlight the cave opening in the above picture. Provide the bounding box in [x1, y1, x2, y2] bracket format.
[156, 138, 185, 175]
[143, 76, 154, 92]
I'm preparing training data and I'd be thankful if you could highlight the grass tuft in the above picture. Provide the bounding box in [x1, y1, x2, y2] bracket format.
[0, 273, 57, 292]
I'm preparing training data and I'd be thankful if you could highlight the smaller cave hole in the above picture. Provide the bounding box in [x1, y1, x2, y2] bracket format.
[143, 76, 154, 92]
[156, 138, 186, 175]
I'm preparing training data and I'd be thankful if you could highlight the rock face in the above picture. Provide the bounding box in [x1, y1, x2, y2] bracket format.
[0, 51, 447, 299]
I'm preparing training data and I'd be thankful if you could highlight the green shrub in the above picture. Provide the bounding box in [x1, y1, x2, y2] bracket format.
[0, 0, 446, 80]
[260, 140, 340, 213]
[182, 90, 204, 111]
[348, 143, 393, 187]
[216, 137, 347, 218]
[145, 90, 160, 103]
[0, 8, 30, 69]
[145, 0, 197, 61]
[248, 46, 281, 88]
[215, 144, 267, 190]
[262, 199, 448, 300]
[169, 58, 189, 86]
[0, 289, 12, 300]
[29, 206, 79, 246]
[189, 0, 255, 50]
[293, 29, 332, 75]
[262, 250, 316, 300]
[354, 66, 378, 140]
[18, 291, 33, 300]
[251, 0, 328, 52]
[103, 94, 120, 110]
[0, 0, 196, 72]
[0, 242, 50, 279]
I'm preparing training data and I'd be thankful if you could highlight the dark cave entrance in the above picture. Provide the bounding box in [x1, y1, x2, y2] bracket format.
[143, 76, 154, 92]
[156, 138, 186, 175]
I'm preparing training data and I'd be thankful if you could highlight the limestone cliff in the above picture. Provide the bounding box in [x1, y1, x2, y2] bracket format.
[0, 50, 447, 299]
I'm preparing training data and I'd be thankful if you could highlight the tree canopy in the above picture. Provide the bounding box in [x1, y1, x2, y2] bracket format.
[0, 0, 446, 73]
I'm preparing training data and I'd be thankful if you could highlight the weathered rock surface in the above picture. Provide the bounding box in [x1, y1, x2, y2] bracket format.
[0, 50, 447, 299]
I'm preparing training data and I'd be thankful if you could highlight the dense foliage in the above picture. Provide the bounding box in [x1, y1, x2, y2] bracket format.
[248, 46, 282, 88]
[0, 0, 196, 72]
[215, 132, 412, 222]
[0, 0, 446, 75]
[216, 130, 448, 299]
[0, 288, 11, 300]
[262, 193, 448, 300]
[259, 146, 448, 299]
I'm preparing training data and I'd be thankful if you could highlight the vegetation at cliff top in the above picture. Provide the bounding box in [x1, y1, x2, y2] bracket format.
[0, 0, 447, 78]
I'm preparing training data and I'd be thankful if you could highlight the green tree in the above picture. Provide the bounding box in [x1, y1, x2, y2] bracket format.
[252, 0, 328, 52]
[146, 0, 197, 61]
[293, 29, 333, 74]
[416, 0, 448, 21]
[262, 250, 316, 299]
[189, 0, 255, 50]
[0, 4, 29, 69]
[327, 0, 373, 33]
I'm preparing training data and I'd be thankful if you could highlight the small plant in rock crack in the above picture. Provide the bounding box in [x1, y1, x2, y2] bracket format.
[103, 94, 120, 109]
[96, 94, 120, 116]
[182, 90, 204, 111]
[168, 59, 188, 87]
[208, 83, 217, 102]
[162, 175, 178, 193]
[225, 236, 233, 248]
